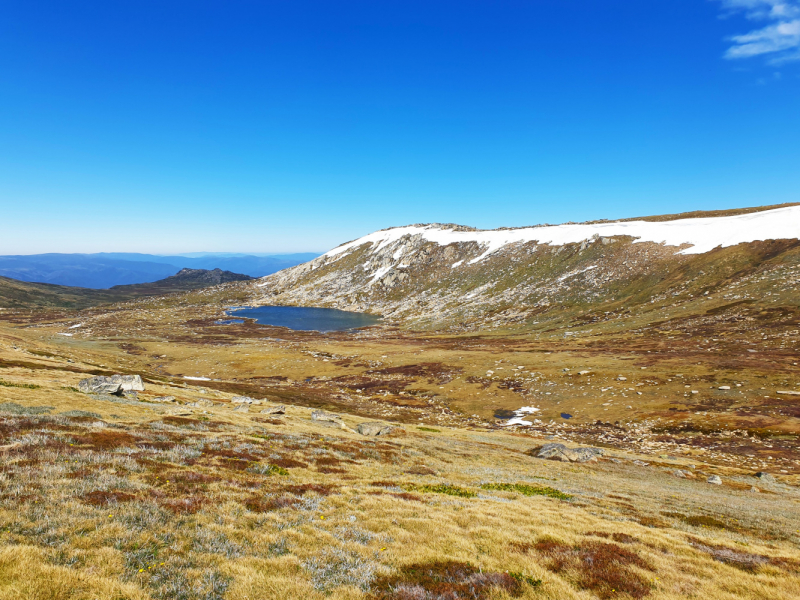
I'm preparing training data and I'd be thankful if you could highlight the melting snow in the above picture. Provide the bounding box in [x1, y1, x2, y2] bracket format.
[68, 323, 84, 329]
[505, 405, 540, 426]
[369, 266, 392, 283]
[451, 260, 464, 268]
[323, 205, 800, 263]
[557, 265, 598, 282]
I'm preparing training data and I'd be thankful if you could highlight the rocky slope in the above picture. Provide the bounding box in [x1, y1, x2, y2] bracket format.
[250, 203, 800, 330]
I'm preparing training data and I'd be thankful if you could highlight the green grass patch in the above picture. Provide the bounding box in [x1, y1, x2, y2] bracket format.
[406, 484, 476, 498]
[481, 482, 572, 500]
[0, 379, 41, 389]
[417, 427, 440, 432]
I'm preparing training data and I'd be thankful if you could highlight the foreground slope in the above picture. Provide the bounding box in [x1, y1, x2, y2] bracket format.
[0, 338, 798, 600]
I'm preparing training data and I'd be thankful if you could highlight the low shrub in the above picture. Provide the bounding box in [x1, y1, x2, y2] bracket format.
[481, 482, 572, 500]
[369, 560, 526, 599]
[406, 483, 476, 498]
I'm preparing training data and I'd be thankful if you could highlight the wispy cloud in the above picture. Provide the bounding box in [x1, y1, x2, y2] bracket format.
[718, 0, 800, 63]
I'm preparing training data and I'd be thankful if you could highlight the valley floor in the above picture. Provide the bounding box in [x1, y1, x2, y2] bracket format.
[0, 296, 799, 599]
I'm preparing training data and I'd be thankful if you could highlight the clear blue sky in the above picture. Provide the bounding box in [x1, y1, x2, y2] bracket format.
[1, 0, 798, 254]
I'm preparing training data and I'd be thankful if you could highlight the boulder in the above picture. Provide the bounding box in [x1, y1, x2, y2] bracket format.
[261, 405, 286, 415]
[535, 443, 604, 463]
[187, 398, 213, 408]
[754, 472, 775, 483]
[233, 405, 250, 413]
[707, 475, 722, 485]
[357, 422, 395, 436]
[232, 396, 255, 404]
[151, 396, 176, 403]
[78, 376, 123, 395]
[312, 409, 347, 429]
[111, 375, 145, 392]
[78, 374, 144, 395]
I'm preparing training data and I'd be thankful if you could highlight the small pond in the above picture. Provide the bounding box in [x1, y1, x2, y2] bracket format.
[228, 306, 381, 332]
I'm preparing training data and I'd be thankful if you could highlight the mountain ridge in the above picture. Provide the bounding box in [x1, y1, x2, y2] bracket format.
[247, 204, 800, 332]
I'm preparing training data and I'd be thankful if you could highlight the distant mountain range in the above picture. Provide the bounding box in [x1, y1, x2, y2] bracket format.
[0, 267, 254, 310]
[0, 252, 318, 289]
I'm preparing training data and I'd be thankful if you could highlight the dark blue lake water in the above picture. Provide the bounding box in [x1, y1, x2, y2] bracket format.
[228, 306, 381, 332]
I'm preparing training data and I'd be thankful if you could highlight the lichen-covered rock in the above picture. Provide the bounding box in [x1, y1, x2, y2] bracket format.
[707, 475, 722, 485]
[535, 443, 604, 463]
[78, 376, 122, 395]
[78, 374, 144, 395]
[261, 405, 286, 415]
[357, 422, 394, 436]
[110, 375, 145, 392]
[312, 409, 347, 429]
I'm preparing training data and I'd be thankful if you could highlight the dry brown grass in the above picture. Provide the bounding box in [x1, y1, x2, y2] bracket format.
[1, 318, 800, 599]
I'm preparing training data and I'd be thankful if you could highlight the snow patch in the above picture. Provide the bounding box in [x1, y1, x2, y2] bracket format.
[369, 266, 392, 283]
[557, 265, 598, 282]
[183, 376, 211, 381]
[504, 405, 540, 426]
[68, 323, 84, 329]
[323, 206, 800, 263]
[451, 260, 464, 268]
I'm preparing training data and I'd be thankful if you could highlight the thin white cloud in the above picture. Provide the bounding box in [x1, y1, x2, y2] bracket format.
[718, 0, 800, 63]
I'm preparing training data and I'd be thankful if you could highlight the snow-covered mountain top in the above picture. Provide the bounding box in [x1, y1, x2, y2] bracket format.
[324, 205, 800, 263]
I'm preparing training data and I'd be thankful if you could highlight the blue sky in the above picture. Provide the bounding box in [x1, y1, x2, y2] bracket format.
[1, 0, 798, 254]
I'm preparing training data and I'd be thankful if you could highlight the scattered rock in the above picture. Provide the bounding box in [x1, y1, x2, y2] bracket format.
[151, 396, 176, 403]
[232, 396, 262, 404]
[187, 398, 213, 408]
[233, 405, 250, 413]
[261, 405, 286, 415]
[673, 469, 695, 479]
[616, 376, 627, 381]
[632, 460, 650, 467]
[535, 443, 604, 463]
[707, 475, 722, 485]
[356, 422, 395, 436]
[750, 486, 760, 493]
[718, 386, 731, 390]
[754, 472, 775, 483]
[311, 409, 348, 430]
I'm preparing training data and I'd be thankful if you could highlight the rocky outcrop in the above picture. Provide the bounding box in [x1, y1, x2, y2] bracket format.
[534, 443, 605, 463]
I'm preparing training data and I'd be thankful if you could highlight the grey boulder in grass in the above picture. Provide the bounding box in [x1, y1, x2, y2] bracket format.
[535, 442, 604, 463]
[78, 374, 145, 395]
[356, 422, 395, 436]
